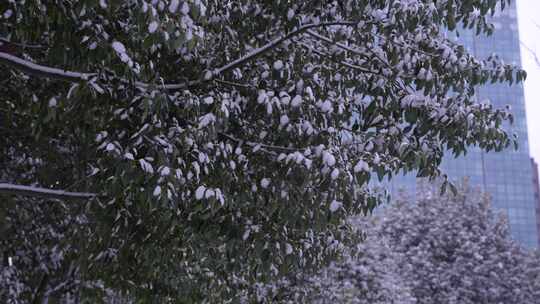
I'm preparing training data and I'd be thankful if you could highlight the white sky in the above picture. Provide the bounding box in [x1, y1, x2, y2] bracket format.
[517, 0, 540, 163]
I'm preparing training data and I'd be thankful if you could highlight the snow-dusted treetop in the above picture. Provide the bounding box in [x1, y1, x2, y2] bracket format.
[258, 183, 540, 303]
[0, 0, 527, 301]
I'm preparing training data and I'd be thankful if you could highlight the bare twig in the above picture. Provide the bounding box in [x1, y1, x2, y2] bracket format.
[520, 41, 540, 66]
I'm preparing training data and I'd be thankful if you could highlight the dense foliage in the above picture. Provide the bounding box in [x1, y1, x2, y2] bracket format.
[267, 184, 540, 303]
[0, 0, 526, 302]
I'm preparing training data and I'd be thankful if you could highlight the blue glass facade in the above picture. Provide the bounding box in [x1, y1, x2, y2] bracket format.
[392, 3, 539, 248]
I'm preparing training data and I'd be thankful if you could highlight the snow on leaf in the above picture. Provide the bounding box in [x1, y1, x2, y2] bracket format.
[260, 178, 270, 189]
[48, 97, 58, 107]
[169, 0, 180, 13]
[319, 100, 332, 113]
[331, 168, 339, 180]
[273, 60, 284, 70]
[148, 21, 159, 33]
[112, 41, 126, 54]
[205, 188, 215, 199]
[153, 185, 161, 197]
[354, 160, 369, 173]
[291, 95, 302, 108]
[203, 70, 213, 80]
[287, 9, 295, 21]
[285, 243, 293, 255]
[199, 113, 216, 128]
[257, 90, 268, 104]
[195, 185, 206, 200]
[242, 228, 251, 241]
[139, 159, 154, 174]
[3, 9, 13, 19]
[280, 115, 289, 127]
[322, 151, 336, 167]
[180, 2, 190, 15]
[160, 166, 170, 176]
[203, 96, 214, 104]
[329, 200, 342, 213]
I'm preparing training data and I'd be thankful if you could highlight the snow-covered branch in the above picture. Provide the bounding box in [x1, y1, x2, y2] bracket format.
[0, 52, 96, 82]
[305, 30, 367, 58]
[1, 22, 358, 91]
[0, 183, 97, 201]
[213, 21, 359, 76]
[0, 51, 200, 90]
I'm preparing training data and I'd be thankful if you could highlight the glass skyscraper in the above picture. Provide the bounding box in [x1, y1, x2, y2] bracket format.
[532, 158, 540, 246]
[391, 2, 539, 248]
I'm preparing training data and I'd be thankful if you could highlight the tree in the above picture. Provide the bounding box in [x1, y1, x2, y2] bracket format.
[0, 0, 526, 301]
[379, 185, 540, 304]
[254, 225, 417, 304]
[275, 183, 540, 303]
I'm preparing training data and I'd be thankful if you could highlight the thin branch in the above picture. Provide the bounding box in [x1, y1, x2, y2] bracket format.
[136, 79, 201, 90]
[213, 21, 358, 76]
[306, 30, 367, 58]
[375, 33, 438, 57]
[31, 274, 48, 304]
[214, 78, 255, 89]
[218, 131, 306, 155]
[306, 29, 394, 70]
[184, 118, 303, 155]
[296, 41, 379, 75]
[0, 52, 97, 82]
[520, 41, 540, 66]
[0, 183, 98, 201]
[0, 37, 46, 49]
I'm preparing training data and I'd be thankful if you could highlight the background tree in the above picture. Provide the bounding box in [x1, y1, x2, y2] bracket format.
[0, 0, 527, 301]
[273, 183, 540, 303]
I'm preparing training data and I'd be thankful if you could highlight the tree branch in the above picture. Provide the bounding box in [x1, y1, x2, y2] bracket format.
[213, 21, 358, 76]
[296, 41, 379, 75]
[0, 52, 96, 82]
[0, 37, 46, 49]
[0, 21, 359, 91]
[31, 274, 48, 304]
[214, 78, 255, 89]
[306, 30, 367, 58]
[0, 183, 98, 201]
